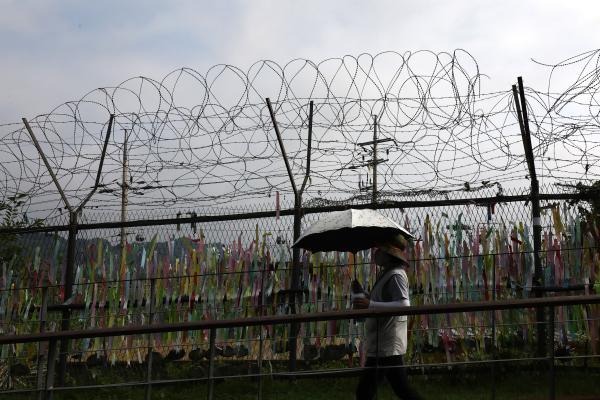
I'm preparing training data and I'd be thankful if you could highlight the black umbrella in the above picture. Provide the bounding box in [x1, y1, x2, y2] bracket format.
[292, 208, 413, 253]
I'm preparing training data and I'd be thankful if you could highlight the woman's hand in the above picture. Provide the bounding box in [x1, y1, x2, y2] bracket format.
[352, 297, 370, 309]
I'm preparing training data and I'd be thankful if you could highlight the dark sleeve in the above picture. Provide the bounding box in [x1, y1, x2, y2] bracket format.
[382, 273, 409, 302]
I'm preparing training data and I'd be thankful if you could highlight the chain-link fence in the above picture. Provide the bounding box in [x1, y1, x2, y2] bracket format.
[1, 184, 600, 399]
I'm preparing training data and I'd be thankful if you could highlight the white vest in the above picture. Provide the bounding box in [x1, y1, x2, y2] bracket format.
[365, 268, 409, 357]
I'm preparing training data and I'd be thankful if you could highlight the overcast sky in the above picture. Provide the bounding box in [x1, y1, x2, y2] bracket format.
[1, 0, 599, 123]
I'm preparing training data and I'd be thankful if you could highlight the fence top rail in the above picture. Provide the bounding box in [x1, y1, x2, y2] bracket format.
[1, 295, 599, 345]
[0, 192, 589, 235]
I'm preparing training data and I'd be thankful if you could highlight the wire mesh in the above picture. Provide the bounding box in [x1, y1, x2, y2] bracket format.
[3, 49, 600, 398]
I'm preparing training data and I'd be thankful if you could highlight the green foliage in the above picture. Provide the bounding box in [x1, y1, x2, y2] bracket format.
[0, 193, 43, 266]
[569, 181, 600, 291]
[572, 181, 600, 235]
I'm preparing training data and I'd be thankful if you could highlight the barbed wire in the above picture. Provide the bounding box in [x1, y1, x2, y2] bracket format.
[1, 49, 599, 221]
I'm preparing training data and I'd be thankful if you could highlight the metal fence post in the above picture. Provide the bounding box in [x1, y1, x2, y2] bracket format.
[257, 325, 264, 400]
[36, 286, 48, 400]
[512, 79, 546, 357]
[289, 195, 302, 371]
[257, 260, 266, 400]
[266, 98, 313, 373]
[57, 211, 78, 385]
[207, 328, 216, 400]
[491, 262, 497, 400]
[145, 278, 156, 400]
[23, 115, 113, 388]
[549, 306, 555, 400]
[45, 339, 58, 400]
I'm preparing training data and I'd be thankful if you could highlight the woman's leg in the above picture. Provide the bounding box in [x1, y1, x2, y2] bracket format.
[355, 357, 385, 400]
[383, 355, 423, 400]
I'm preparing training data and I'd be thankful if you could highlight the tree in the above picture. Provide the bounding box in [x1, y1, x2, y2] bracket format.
[0, 194, 43, 266]
[571, 181, 600, 238]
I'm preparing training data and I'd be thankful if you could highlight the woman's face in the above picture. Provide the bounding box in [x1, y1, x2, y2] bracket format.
[373, 247, 406, 268]
[373, 248, 392, 267]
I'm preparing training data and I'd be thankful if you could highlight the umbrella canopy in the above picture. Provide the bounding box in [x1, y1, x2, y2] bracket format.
[292, 208, 414, 253]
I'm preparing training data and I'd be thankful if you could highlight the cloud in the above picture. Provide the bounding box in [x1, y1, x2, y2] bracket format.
[1, 0, 600, 122]
[3, 0, 600, 218]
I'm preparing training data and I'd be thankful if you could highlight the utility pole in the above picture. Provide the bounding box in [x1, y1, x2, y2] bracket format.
[372, 115, 378, 203]
[356, 115, 391, 204]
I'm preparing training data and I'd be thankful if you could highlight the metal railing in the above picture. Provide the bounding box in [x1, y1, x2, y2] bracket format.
[1, 294, 599, 400]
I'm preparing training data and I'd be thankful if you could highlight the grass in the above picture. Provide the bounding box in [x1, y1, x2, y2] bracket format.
[2, 363, 600, 399]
